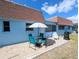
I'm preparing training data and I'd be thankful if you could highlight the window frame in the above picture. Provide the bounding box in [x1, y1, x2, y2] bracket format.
[52, 25, 56, 31]
[3, 21, 10, 32]
[68, 26, 70, 30]
[58, 25, 65, 30]
[46, 25, 56, 32]
[26, 23, 33, 31]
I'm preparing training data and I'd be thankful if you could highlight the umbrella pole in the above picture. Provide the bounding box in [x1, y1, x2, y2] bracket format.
[38, 28, 39, 36]
[37, 28, 40, 43]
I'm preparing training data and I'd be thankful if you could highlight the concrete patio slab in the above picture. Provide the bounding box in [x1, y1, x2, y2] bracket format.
[0, 37, 68, 59]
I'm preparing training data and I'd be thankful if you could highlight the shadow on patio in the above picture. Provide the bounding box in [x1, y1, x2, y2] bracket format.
[46, 39, 56, 46]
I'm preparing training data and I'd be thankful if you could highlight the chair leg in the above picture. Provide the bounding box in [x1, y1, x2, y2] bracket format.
[29, 43, 36, 50]
[29, 43, 30, 48]
[34, 45, 36, 50]
[45, 40, 47, 48]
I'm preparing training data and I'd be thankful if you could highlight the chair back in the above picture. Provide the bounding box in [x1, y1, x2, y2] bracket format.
[39, 33, 44, 38]
[28, 34, 36, 44]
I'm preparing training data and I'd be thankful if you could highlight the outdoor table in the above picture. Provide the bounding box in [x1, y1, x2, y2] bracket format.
[36, 36, 47, 46]
[35, 36, 42, 47]
[35, 42, 41, 47]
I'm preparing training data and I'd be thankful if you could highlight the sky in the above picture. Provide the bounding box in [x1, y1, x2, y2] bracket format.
[9, 0, 78, 23]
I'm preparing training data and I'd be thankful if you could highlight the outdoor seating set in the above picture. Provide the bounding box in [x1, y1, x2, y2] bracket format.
[28, 22, 48, 49]
[28, 22, 59, 49]
[28, 33, 47, 48]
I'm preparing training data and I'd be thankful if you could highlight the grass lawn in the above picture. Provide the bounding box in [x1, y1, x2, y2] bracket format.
[34, 32, 78, 59]
[70, 32, 78, 43]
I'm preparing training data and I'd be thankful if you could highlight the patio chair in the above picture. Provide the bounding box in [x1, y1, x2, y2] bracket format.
[28, 34, 42, 49]
[28, 34, 37, 50]
[39, 33, 47, 46]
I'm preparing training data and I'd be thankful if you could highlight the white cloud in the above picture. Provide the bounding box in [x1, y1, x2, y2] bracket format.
[58, 0, 76, 12]
[41, 2, 57, 15]
[41, 0, 77, 15]
[41, 5, 57, 15]
[67, 15, 78, 23]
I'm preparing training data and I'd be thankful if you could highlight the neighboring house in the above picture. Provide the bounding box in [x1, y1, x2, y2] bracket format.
[45, 16, 73, 36]
[0, 0, 45, 46]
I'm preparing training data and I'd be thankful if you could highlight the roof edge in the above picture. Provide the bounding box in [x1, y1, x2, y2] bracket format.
[47, 16, 72, 22]
[5, 0, 41, 12]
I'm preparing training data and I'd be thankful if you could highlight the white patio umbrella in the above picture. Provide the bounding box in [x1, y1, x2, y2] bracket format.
[29, 22, 48, 35]
[29, 22, 48, 28]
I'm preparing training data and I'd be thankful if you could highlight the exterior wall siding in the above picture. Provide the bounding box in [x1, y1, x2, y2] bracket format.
[0, 19, 44, 46]
[0, 20, 26, 46]
[0, 19, 73, 46]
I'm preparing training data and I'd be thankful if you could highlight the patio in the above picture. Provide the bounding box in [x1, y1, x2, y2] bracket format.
[0, 37, 68, 59]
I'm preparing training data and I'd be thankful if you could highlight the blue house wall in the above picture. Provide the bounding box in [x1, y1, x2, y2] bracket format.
[0, 18, 45, 46]
[0, 18, 72, 46]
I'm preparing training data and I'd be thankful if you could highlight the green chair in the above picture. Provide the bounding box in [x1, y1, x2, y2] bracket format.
[28, 34, 42, 49]
[29, 34, 36, 44]
[28, 34, 37, 50]
[39, 33, 47, 46]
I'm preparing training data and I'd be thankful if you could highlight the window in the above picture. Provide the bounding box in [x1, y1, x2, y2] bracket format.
[72, 26, 75, 30]
[52, 25, 56, 31]
[59, 25, 65, 30]
[26, 23, 33, 31]
[3, 21, 10, 32]
[46, 25, 52, 32]
[46, 25, 56, 32]
[68, 26, 70, 29]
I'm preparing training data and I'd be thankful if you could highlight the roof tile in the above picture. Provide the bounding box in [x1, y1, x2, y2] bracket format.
[0, 0, 44, 22]
[48, 16, 73, 25]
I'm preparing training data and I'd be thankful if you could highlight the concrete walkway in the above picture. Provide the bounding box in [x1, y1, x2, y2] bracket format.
[0, 37, 68, 59]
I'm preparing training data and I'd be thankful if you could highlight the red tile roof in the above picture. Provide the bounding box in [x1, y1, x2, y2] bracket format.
[48, 16, 73, 25]
[0, 0, 44, 22]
